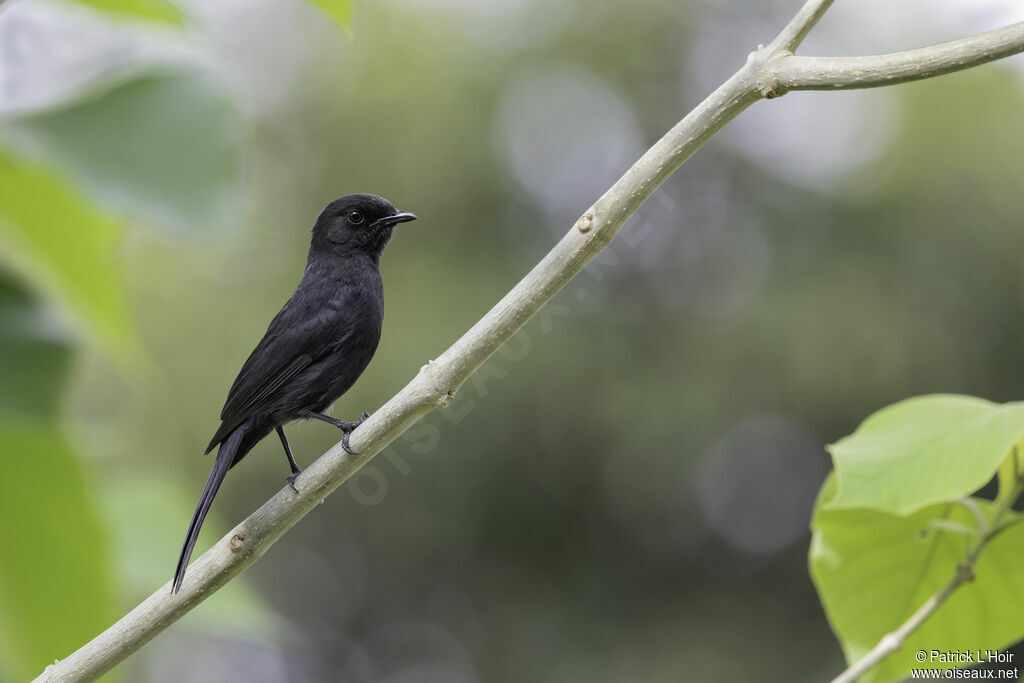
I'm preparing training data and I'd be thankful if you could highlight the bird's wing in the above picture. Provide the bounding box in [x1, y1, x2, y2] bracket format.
[205, 302, 342, 453]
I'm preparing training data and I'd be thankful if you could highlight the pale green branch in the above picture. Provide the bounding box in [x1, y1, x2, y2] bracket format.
[765, 0, 836, 54]
[770, 22, 1024, 93]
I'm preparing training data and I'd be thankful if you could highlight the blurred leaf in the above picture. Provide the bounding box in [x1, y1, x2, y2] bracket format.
[995, 447, 1021, 505]
[306, 0, 351, 30]
[811, 475, 1024, 682]
[98, 476, 281, 641]
[0, 275, 74, 418]
[0, 420, 114, 680]
[827, 395, 1024, 515]
[4, 70, 244, 238]
[64, 0, 184, 25]
[0, 147, 136, 360]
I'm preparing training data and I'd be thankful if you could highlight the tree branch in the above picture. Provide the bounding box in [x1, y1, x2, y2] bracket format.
[35, 4, 1024, 681]
[770, 22, 1024, 94]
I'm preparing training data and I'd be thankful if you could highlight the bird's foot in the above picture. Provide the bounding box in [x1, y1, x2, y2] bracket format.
[286, 470, 301, 493]
[341, 432, 356, 455]
[333, 411, 370, 431]
[332, 412, 370, 455]
[339, 411, 371, 455]
[301, 410, 371, 455]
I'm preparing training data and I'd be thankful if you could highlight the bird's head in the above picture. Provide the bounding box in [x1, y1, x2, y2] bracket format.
[311, 194, 417, 257]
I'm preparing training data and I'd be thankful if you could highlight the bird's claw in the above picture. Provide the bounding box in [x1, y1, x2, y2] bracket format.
[340, 411, 370, 455]
[286, 471, 301, 493]
[341, 430, 358, 456]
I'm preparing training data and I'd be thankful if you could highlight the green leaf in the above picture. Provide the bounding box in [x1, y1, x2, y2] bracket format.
[995, 447, 1020, 505]
[306, 0, 351, 30]
[64, 0, 184, 25]
[0, 420, 114, 680]
[811, 474, 1024, 682]
[0, 147, 136, 360]
[0, 275, 74, 418]
[4, 70, 244, 238]
[827, 395, 1024, 515]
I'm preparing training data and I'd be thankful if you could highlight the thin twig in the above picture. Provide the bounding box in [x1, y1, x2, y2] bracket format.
[34, 3, 1024, 681]
[955, 496, 987, 532]
[830, 565, 974, 683]
[765, 0, 836, 54]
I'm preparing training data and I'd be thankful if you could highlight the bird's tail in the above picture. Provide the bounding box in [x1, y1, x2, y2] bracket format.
[173, 428, 242, 593]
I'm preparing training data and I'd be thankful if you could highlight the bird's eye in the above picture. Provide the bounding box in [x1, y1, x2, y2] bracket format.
[347, 210, 364, 225]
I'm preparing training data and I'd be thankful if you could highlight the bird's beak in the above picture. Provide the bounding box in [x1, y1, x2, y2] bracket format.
[373, 211, 418, 229]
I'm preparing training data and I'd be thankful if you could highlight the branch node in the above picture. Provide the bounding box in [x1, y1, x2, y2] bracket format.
[437, 391, 455, 408]
[746, 50, 786, 99]
[576, 211, 595, 234]
[955, 562, 975, 583]
[757, 70, 783, 99]
[229, 532, 246, 552]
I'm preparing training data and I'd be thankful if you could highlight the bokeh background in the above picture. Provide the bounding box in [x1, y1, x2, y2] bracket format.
[2, 0, 1024, 680]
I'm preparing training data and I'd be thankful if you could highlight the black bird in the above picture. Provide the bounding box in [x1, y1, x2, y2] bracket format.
[173, 194, 417, 593]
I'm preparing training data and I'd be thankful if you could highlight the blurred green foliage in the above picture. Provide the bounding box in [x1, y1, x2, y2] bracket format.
[0, 276, 72, 417]
[0, 149, 133, 360]
[65, 0, 183, 25]
[4, 71, 245, 238]
[0, 276, 113, 680]
[307, 0, 351, 30]
[0, 420, 114, 681]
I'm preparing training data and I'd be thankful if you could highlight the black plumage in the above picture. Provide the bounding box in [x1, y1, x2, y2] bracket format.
[173, 194, 417, 593]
